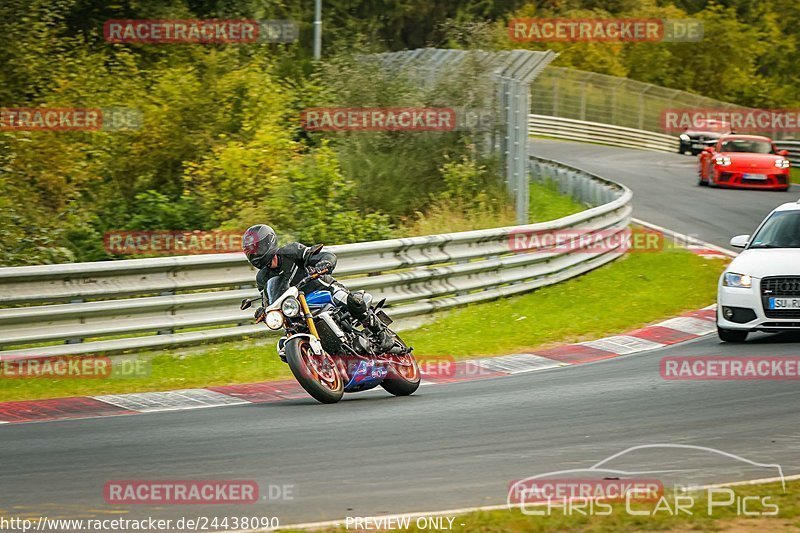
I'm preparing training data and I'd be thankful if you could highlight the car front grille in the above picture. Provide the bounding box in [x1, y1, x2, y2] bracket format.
[761, 276, 800, 318]
[718, 173, 787, 186]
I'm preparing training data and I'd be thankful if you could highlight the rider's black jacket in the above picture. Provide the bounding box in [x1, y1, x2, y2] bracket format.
[255, 242, 337, 303]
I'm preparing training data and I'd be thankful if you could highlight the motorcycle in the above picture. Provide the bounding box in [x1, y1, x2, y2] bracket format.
[240, 245, 420, 404]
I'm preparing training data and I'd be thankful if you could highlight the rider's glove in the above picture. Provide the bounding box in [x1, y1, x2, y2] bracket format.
[308, 260, 333, 276]
[254, 306, 265, 321]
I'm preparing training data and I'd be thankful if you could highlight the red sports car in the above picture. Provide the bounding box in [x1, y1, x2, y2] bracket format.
[698, 134, 791, 191]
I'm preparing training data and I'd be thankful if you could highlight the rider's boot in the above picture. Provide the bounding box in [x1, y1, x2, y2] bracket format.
[363, 313, 395, 352]
[345, 291, 394, 352]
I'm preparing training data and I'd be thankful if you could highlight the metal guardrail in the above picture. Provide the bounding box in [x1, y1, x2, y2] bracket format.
[0, 158, 631, 360]
[530, 114, 800, 165]
[774, 141, 800, 165]
[529, 114, 679, 152]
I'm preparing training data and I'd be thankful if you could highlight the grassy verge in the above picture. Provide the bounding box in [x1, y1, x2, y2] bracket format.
[403, 246, 723, 356]
[0, 245, 726, 402]
[529, 179, 586, 222]
[404, 180, 586, 236]
[375, 480, 799, 533]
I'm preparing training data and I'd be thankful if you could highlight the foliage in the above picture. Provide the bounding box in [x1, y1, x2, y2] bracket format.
[1, 0, 798, 265]
[498, 0, 800, 108]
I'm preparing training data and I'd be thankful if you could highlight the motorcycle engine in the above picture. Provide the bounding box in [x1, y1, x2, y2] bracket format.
[314, 312, 344, 355]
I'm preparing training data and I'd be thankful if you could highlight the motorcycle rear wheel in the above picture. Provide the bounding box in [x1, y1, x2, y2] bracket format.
[380, 336, 420, 397]
[285, 337, 344, 404]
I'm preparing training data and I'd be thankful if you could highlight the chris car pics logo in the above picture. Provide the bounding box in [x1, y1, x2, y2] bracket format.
[508, 444, 785, 517]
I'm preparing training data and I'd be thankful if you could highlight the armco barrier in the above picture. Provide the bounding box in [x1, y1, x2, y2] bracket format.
[529, 114, 679, 152]
[530, 114, 800, 165]
[774, 140, 800, 165]
[0, 158, 631, 359]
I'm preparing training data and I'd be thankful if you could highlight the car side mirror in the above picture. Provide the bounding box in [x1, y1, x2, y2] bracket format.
[778, 149, 789, 157]
[729, 235, 750, 248]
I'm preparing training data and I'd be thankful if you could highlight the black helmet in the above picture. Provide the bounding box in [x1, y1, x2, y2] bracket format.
[242, 224, 278, 269]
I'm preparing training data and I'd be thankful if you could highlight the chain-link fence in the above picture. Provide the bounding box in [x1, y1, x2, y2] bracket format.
[531, 66, 796, 140]
[369, 48, 556, 224]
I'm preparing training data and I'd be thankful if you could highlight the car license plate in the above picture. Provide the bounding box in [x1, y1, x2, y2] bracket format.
[743, 173, 767, 180]
[768, 297, 800, 309]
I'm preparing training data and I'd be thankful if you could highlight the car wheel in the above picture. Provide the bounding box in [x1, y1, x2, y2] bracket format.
[698, 176, 707, 186]
[717, 326, 747, 343]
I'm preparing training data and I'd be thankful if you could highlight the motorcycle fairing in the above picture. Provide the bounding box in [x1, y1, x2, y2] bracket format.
[343, 360, 387, 392]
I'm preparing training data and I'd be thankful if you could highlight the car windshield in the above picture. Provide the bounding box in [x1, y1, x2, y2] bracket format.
[719, 139, 774, 154]
[749, 211, 800, 248]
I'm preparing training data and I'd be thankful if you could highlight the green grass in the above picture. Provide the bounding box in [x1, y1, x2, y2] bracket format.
[404, 180, 586, 236]
[790, 167, 800, 184]
[370, 480, 800, 533]
[530, 179, 587, 221]
[0, 245, 726, 403]
[404, 246, 723, 356]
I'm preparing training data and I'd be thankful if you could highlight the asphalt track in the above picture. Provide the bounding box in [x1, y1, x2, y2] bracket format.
[2, 142, 799, 529]
[530, 139, 794, 249]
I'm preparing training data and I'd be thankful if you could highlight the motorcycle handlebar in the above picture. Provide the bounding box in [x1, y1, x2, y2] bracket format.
[296, 270, 327, 289]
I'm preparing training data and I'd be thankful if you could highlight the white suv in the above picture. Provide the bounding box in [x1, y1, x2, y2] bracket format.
[718, 200, 800, 342]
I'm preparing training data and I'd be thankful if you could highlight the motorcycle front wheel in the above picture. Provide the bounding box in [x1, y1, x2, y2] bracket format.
[285, 337, 344, 404]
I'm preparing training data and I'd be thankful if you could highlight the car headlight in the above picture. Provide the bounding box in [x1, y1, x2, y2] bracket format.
[679, 134, 690, 142]
[265, 310, 285, 330]
[281, 297, 301, 317]
[714, 156, 731, 166]
[723, 272, 752, 288]
[774, 158, 790, 169]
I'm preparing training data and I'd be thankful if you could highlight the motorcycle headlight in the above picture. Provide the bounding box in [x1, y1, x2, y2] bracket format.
[679, 134, 690, 142]
[714, 156, 731, 166]
[281, 297, 301, 317]
[774, 158, 790, 169]
[723, 272, 752, 288]
[265, 310, 285, 330]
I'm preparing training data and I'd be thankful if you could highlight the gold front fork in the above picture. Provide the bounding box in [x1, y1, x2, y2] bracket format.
[298, 293, 320, 338]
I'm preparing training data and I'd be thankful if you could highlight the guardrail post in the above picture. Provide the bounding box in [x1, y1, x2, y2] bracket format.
[580, 82, 587, 121]
[157, 289, 175, 336]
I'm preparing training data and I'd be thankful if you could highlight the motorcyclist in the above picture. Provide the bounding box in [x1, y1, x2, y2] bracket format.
[241, 224, 393, 352]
